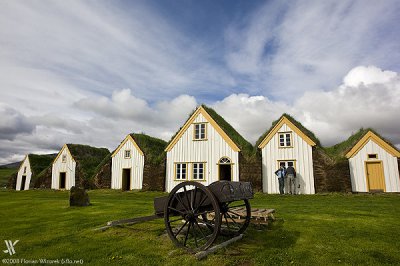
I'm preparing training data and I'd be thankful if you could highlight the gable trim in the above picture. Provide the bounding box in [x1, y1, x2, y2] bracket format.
[345, 131, 400, 158]
[17, 155, 29, 174]
[111, 134, 144, 157]
[53, 144, 75, 165]
[258, 116, 316, 149]
[165, 106, 240, 152]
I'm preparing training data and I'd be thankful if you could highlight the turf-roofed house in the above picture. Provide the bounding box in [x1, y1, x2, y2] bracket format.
[15, 154, 56, 191]
[51, 144, 110, 190]
[110, 133, 167, 191]
[344, 130, 400, 192]
[164, 105, 253, 192]
[257, 114, 319, 194]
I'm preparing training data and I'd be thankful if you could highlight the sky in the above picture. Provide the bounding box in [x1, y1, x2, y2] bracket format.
[0, 0, 399, 164]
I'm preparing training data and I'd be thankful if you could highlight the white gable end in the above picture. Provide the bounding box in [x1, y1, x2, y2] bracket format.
[165, 112, 239, 192]
[111, 138, 145, 190]
[51, 146, 76, 190]
[261, 123, 315, 194]
[16, 156, 32, 191]
[349, 139, 400, 192]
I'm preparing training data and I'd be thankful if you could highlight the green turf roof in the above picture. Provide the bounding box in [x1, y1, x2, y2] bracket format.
[256, 113, 321, 147]
[201, 105, 254, 155]
[130, 133, 167, 164]
[28, 154, 56, 176]
[325, 128, 400, 160]
[66, 144, 110, 180]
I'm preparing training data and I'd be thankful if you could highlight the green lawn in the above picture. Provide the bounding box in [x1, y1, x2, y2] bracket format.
[0, 168, 16, 188]
[0, 190, 399, 265]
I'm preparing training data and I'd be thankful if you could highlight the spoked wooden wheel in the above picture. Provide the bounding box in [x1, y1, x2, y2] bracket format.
[164, 181, 221, 252]
[219, 199, 251, 236]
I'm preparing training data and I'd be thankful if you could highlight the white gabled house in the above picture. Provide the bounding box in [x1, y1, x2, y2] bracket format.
[111, 133, 166, 191]
[15, 154, 55, 191]
[346, 130, 400, 192]
[52, 144, 109, 190]
[16, 155, 32, 191]
[257, 114, 317, 194]
[164, 105, 253, 192]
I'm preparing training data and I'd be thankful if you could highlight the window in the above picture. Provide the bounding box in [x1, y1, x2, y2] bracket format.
[278, 160, 295, 169]
[278, 132, 292, 147]
[124, 150, 131, 159]
[23, 167, 27, 174]
[175, 163, 187, 180]
[194, 123, 206, 140]
[62, 155, 67, 163]
[368, 154, 378, 159]
[219, 157, 231, 164]
[193, 163, 205, 180]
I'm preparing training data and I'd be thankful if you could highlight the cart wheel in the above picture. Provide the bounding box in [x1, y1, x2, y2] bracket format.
[164, 181, 221, 252]
[220, 199, 251, 236]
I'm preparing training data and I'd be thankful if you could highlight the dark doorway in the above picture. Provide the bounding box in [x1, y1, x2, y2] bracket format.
[122, 168, 131, 191]
[20, 175, 26, 190]
[59, 172, 66, 189]
[219, 164, 232, 181]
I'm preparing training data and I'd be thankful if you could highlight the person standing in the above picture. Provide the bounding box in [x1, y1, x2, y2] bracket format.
[286, 165, 297, 194]
[275, 164, 286, 195]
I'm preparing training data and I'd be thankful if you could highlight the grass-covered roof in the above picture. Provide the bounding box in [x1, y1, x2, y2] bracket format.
[325, 128, 400, 161]
[256, 113, 321, 147]
[28, 154, 56, 176]
[130, 133, 167, 164]
[201, 105, 254, 155]
[66, 144, 110, 180]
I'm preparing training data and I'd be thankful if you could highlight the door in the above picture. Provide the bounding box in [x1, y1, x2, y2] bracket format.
[366, 162, 385, 192]
[20, 175, 26, 190]
[218, 157, 232, 181]
[122, 168, 131, 191]
[219, 164, 231, 181]
[59, 172, 66, 189]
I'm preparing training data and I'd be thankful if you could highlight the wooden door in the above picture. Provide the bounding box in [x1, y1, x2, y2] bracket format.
[366, 162, 385, 192]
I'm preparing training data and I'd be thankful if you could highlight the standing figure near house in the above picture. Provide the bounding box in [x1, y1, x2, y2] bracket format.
[275, 164, 286, 194]
[286, 165, 297, 194]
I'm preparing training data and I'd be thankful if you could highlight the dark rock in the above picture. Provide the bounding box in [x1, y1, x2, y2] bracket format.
[69, 186, 90, 207]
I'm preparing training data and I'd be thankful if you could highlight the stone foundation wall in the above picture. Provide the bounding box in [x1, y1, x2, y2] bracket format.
[239, 154, 263, 192]
[142, 160, 166, 191]
[313, 147, 352, 193]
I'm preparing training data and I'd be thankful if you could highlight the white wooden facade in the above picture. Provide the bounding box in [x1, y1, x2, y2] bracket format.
[165, 106, 240, 192]
[346, 131, 400, 192]
[51, 145, 76, 190]
[111, 135, 145, 190]
[258, 116, 316, 194]
[16, 155, 32, 191]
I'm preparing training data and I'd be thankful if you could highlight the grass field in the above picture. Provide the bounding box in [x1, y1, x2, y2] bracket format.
[1, 190, 399, 265]
[0, 168, 16, 188]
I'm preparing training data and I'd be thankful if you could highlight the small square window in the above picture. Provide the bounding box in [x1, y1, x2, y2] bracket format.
[124, 150, 131, 159]
[193, 163, 205, 180]
[368, 154, 378, 159]
[278, 132, 292, 147]
[176, 163, 187, 180]
[194, 123, 206, 140]
[62, 155, 67, 163]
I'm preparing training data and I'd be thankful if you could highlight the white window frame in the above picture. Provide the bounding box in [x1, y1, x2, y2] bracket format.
[278, 132, 292, 147]
[175, 163, 188, 180]
[277, 160, 296, 169]
[194, 123, 207, 140]
[192, 163, 205, 181]
[124, 150, 131, 159]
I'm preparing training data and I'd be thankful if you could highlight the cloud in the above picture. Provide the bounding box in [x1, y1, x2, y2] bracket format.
[0, 104, 35, 140]
[224, 0, 400, 98]
[212, 66, 400, 147]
